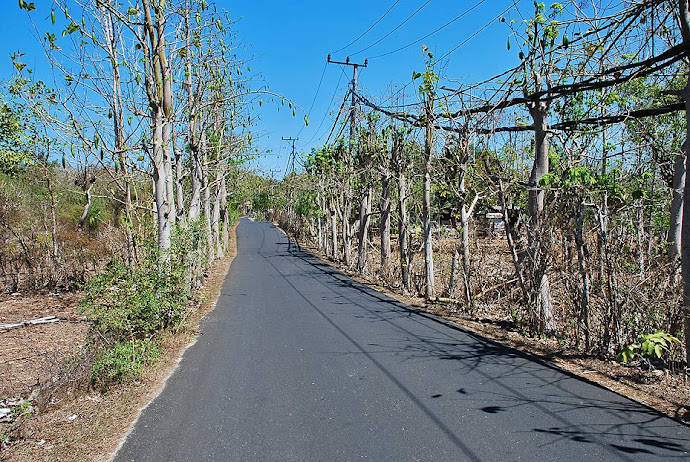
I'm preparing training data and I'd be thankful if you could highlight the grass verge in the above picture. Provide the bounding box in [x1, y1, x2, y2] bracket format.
[1, 224, 238, 462]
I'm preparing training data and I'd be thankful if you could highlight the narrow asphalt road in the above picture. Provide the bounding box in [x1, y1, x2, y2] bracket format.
[115, 218, 690, 461]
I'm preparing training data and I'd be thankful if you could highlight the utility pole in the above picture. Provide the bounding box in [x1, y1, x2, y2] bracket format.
[282, 136, 298, 174]
[327, 55, 367, 156]
[326, 55, 368, 267]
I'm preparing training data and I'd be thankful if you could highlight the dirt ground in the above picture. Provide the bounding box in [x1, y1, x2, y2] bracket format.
[0, 293, 89, 401]
[0, 226, 237, 461]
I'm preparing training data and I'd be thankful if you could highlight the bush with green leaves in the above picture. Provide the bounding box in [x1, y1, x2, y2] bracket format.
[616, 330, 681, 365]
[80, 256, 190, 341]
[80, 235, 195, 388]
[91, 339, 161, 390]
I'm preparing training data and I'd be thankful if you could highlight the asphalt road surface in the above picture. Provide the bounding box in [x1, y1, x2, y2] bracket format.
[115, 218, 690, 461]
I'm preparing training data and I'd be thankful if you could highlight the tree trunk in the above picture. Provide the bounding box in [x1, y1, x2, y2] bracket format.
[526, 100, 557, 335]
[575, 197, 591, 350]
[679, 0, 690, 368]
[536, 274, 558, 336]
[356, 187, 372, 274]
[395, 135, 411, 293]
[528, 101, 550, 221]
[343, 199, 352, 267]
[668, 150, 685, 260]
[423, 96, 435, 299]
[318, 186, 325, 251]
[448, 247, 460, 299]
[143, 0, 173, 257]
[212, 181, 222, 258]
[173, 126, 185, 228]
[78, 181, 94, 229]
[202, 147, 214, 263]
[330, 204, 338, 260]
[458, 165, 477, 307]
[152, 108, 172, 255]
[380, 171, 392, 277]
[220, 176, 229, 251]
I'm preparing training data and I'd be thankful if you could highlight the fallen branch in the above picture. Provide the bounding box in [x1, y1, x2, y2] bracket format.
[0, 352, 47, 364]
[429, 296, 461, 305]
[0, 316, 60, 331]
[473, 278, 519, 301]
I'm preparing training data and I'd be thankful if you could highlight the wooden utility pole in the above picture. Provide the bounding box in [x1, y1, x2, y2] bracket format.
[327, 55, 368, 267]
[327, 55, 368, 153]
[282, 136, 299, 175]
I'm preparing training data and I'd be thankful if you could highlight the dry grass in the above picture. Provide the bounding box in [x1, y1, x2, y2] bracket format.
[0, 294, 88, 400]
[1, 224, 238, 461]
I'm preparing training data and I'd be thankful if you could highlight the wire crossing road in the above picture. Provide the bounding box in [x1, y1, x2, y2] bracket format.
[116, 218, 690, 461]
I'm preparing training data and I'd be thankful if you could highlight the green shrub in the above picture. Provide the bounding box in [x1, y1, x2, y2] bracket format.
[91, 339, 161, 389]
[617, 330, 681, 364]
[80, 235, 194, 389]
[80, 256, 190, 341]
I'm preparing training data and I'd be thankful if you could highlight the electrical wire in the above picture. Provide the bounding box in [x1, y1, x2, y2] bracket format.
[305, 71, 345, 145]
[330, 0, 401, 55]
[298, 61, 328, 137]
[368, 0, 488, 60]
[436, 0, 521, 63]
[350, 0, 432, 57]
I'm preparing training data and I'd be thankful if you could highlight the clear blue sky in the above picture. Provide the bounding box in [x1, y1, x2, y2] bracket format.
[0, 0, 529, 178]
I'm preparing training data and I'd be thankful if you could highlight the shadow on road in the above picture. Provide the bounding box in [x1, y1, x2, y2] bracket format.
[265, 230, 690, 460]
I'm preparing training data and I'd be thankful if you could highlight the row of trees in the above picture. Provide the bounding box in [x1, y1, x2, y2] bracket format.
[2, 0, 271, 288]
[271, 0, 690, 365]
[1, 0, 279, 388]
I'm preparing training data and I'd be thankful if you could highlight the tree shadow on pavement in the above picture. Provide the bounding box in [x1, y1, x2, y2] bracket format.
[268, 234, 690, 460]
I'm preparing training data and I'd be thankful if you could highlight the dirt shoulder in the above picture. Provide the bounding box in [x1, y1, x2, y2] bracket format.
[296, 239, 690, 427]
[1, 225, 237, 462]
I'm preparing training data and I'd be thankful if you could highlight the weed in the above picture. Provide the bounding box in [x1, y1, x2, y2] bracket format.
[617, 330, 681, 365]
[11, 401, 33, 419]
[91, 339, 161, 391]
[80, 228, 198, 389]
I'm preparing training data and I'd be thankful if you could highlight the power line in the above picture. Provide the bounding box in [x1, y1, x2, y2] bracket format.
[305, 71, 346, 145]
[298, 61, 328, 137]
[368, 0, 489, 60]
[436, 0, 521, 63]
[350, 0, 432, 57]
[330, 0, 402, 54]
[282, 136, 299, 176]
[324, 90, 352, 146]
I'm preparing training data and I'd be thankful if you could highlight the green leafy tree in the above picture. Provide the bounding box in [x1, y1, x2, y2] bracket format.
[0, 102, 30, 174]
